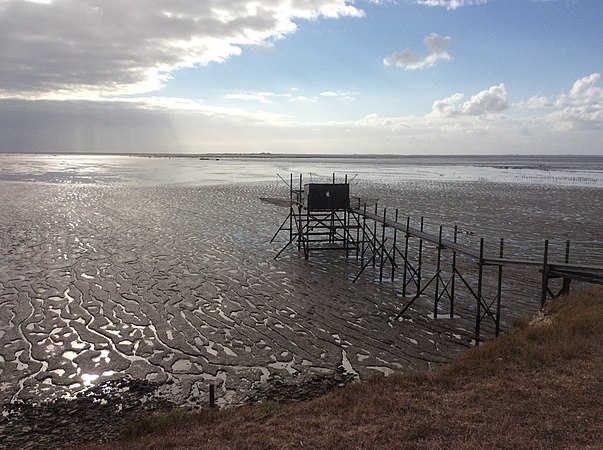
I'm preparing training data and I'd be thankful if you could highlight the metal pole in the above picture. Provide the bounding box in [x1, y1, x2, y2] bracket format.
[495, 238, 504, 337]
[450, 225, 457, 318]
[391, 209, 399, 281]
[355, 210, 360, 259]
[417, 216, 424, 294]
[372, 203, 378, 268]
[434, 225, 443, 319]
[305, 205, 310, 259]
[379, 208, 387, 282]
[289, 173, 293, 242]
[361, 203, 367, 268]
[475, 238, 484, 345]
[297, 174, 303, 251]
[403, 216, 410, 296]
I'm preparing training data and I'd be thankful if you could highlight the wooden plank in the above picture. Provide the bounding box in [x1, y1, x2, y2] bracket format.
[351, 207, 602, 277]
[352, 207, 481, 259]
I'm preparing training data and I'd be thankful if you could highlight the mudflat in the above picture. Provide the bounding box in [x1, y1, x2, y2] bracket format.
[1, 177, 601, 411]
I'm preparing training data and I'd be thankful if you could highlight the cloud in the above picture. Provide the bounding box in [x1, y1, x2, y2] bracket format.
[563, 73, 603, 105]
[431, 84, 508, 117]
[223, 89, 355, 104]
[550, 73, 603, 130]
[0, 0, 364, 99]
[414, 0, 488, 9]
[515, 96, 554, 110]
[224, 92, 277, 103]
[319, 90, 355, 100]
[358, 74, 602, 145]
[515, 73, 603, 130]
[384, 33, 452, 71]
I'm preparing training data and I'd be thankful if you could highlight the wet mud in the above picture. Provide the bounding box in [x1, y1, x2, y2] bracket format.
[0, 179, 601, 448]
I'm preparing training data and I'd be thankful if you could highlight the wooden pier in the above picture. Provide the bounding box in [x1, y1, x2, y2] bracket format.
[269, 174, 603, 343]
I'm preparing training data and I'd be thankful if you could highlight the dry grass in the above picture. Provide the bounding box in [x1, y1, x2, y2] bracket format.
[93, 287, 603, 450]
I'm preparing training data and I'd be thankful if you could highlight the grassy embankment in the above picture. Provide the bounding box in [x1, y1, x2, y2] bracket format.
[100, 287, 603, 449]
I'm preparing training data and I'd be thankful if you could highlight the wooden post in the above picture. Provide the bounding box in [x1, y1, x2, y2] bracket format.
[562, 240, 571, 296]
[433, 225, 443, 319]
[417, 217, 424, 294]
[450, 225, 457, 319]
[495, 238, 504, 337]
[209, 383, 215, 407]
[361, 203, 367, 268]
[379, 208, 387, 282]
[372, 203, 378, 268]
[475, 238, 484, 345]
[391, 209, 399, 281]
[289, 173, 293, 242]
[402, 216, 410, 296]
[540, 240, 549, 308]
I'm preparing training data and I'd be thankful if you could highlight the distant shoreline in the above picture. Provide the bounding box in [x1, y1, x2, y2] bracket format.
[1, 151, 600, 159]
[2, 151, 603, 172]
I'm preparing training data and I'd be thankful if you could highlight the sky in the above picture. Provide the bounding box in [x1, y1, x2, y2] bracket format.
[0, 0, 602, 155]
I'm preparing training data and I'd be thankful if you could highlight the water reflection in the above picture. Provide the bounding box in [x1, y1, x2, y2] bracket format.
[0, 153, 602, 187]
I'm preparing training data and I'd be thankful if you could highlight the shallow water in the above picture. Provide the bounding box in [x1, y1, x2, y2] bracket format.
[0, 154, 601, 408]
[1, 153, 603, 187]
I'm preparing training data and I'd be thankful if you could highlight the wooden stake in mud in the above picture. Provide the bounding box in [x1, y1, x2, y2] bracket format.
[450, 225, 458, 319]
[372, 203, 378, 268]
[495, 238, 504, 336]
[417, 217, 424, 293]
[540, 239, 549, 308]
[209, 383, 216, 407]
[379, 208, 387, 282]
[361, 203, 368, 268]
[475, 238, 485, 345]
[391, 209, 399, 282]
[402, 216, 410, 296]
[433, 225, 443, 319]
[561, 240, 571, 296]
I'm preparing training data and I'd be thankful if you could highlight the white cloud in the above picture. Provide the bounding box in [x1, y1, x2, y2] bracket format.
[431, 84, 508, 117]
[319, 90, 355, 100]
[291, 95, 318, 102]
[0, 0, 364, 99]
[384, 33, 452, 71]
[414, 0, 488, 10]
[431, 92, 465, 116]
[515, 73, 603, 130]
[515, 96, 554, 110]
[550, 73, 603, 130]
[222, 89, 355, 104]
[355, 74, 602, 149]
[563, 73, 603, 105]
[224, 92, 277, 103]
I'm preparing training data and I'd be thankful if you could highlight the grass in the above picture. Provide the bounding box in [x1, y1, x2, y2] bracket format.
[92, 287, 603, 449]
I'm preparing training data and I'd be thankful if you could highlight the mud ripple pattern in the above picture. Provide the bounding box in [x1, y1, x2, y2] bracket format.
[0, 180, 601, 408]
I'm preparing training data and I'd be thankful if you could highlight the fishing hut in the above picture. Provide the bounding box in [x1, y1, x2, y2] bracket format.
[262, 174, 359, 259]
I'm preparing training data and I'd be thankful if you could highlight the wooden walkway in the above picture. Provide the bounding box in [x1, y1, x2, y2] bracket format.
[351, 206, 603, 312]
